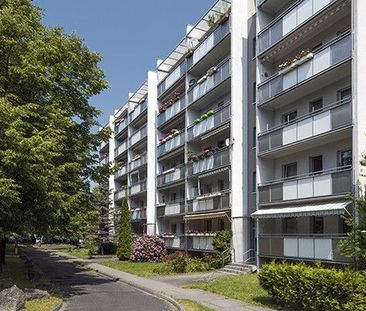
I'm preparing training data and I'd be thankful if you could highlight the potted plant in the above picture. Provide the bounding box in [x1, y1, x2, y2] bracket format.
[194, 117, 201, 124]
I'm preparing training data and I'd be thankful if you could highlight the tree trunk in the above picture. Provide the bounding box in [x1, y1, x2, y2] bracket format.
[0, 238, 6, 266]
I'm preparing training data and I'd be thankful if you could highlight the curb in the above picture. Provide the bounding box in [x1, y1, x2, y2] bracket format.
[51, 299, 64, 311]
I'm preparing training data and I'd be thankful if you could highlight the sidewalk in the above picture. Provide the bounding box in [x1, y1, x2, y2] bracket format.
[53, 251, 274, 311]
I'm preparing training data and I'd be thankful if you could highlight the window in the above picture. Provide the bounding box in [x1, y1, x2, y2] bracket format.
[205, 220, 212, 232]
[219, 219, 225, 230]
[281, 111, 297, 124]
[338, 150, 352, 167]
[205, 184, 212, 194]
[253, 82, 257, 103]
[310, 155, 323, 174]
[171, 193, 177, 202]
[252, 172, 256, 192]
[309, 98, 323, 112]
[171, 224, 177, 234]
[252, 37, 256, 58]
[253, 127, 256, 147]
[180, 222, 185, 234]
[312, 216, 324, 234]
[339, 87, 352, 102]
[283, 163, 297, 178]
[283, 218, 297, 234]
[218, 180, 225, 191]
[180, 190, 185, 200]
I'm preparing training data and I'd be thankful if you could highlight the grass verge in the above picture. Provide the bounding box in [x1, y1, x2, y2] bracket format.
[56, 247, 90, 259]
[177, 299, 215, 311]
[24, 296, 61, 311]
[101, 260, 170, 277]
[184, 273, 275, 309]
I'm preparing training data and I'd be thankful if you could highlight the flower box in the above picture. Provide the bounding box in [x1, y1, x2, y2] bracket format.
[279, 51, 313, 75]
[163, 235, 175, 238]
[197, 192, 222, 200]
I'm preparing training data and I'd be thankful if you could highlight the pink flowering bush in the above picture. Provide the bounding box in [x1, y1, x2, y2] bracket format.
[130, 235, 167, 262]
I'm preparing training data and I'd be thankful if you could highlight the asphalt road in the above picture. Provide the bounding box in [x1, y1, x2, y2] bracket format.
[25, 249, 171, 311]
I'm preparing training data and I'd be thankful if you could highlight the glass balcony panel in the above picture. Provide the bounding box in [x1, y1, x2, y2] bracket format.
[114, 187, 127, 201]
[129, 180, 147, 196]
[131, 208, 146, 220]
[157, 132, 185, 157]
[258, 34, 351, 104]
[157, 95, 186, 127]
[189, 148, 230, 176]
[114, 140, 128, 158]
[189, 193, 230, 213]
[130, 125, 147, 146]
[188, 236, 214, 251]
[115, 118, 128, 135]
[130, 154, 147, 171]
[115, 165, 128, 179]
[157, 165, 185, 186]
[158, 61, 186, 97]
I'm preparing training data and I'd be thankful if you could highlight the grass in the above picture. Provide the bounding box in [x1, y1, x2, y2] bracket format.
[101, 260, 170, 277]
[0, 245, 61, 311]
[52, 247, 91, 259]
[177, 299, 215, 311]
[184, 273, 275, 309]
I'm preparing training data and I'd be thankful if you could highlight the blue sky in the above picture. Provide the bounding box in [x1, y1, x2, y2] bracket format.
[33, 0, 214, 126]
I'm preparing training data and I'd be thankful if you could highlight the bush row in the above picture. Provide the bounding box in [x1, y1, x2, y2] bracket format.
[259, 262, 366, 311]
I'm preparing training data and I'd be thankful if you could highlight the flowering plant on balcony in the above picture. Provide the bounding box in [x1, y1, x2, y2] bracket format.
[159, 129, 180, 144]
[162, 231, 175, 238]
[207, 7, 231, 28]
[197, 66, 218, 85]
[188, 147, 215, 163]
[184, 48, 194, 59]
[188, 151, 199, 162]
[158, 92, 181, 114]
[278, 49, 312, 71]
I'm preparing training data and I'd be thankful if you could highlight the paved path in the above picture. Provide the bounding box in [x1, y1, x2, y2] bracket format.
[25, 249, 172, 311]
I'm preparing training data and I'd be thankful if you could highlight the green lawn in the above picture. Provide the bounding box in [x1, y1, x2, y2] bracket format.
[57, 247, 90, 259]
[184, 273, 275, 309]
[177, 299, 215, 311]
[24, 296, 61, 311]
[101, 260, 169, 277]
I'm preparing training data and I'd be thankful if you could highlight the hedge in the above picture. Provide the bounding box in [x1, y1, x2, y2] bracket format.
[258, 262, 366, 311]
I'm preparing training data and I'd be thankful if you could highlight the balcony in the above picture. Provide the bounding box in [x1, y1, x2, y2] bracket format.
[157, 95, 186, 128]
[258, 100, 352, 157]
[114, 139, 128, 158]
[114, 165, 128, 179]
[158, 61, 186, 98]
[130, 125, 147, 147]
[129, 180, 147, 196]
[115, 118, 128, 136]
[258, 0, 337, 54]
[188, 147, 230, 177]
[188, 104, 230, 141]
[187, 235, 215, 251]
[100, 157, 108, 166]
[130, 100, 147, 123]
[188, 18, 230, 68]
[187, 58, 231, 105]
[258, 167, 352, 205]
[131, 208, 147, 221]
[130, 154, 147, 171]
[187, 192, 230, 213]
[157, 165, 185, 187]
[157, 132, 185, 158]
[157, 201, 185, 217]
[258, 33, 351, 106]
[259, 234, 346, 262]
[114, 186, 128, 202]
[162, 236, 184, 249]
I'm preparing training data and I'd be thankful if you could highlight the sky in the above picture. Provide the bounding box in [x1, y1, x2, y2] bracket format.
[33, 0, 214, 126]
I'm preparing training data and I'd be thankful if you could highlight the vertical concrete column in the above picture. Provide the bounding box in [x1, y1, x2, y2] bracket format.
[108, 115, 116, 237]
[146, 71, 158, 235]
[230, 0, 250, 263]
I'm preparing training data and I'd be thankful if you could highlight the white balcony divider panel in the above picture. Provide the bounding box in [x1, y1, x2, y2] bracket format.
[193, 198, 214, 212]
[283, 174, 332, 200]
[284, 237, 333, 260]
[165, 203, 182, 215]
[192, 236, 214, 250]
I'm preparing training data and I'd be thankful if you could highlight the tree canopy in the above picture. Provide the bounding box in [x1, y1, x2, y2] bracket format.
[0, 0, 110, 237]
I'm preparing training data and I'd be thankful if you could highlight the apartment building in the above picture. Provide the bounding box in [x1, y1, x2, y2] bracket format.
[99, 0, 366, 266]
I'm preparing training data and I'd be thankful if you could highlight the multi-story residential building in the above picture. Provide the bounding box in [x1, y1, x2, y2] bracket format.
[99, 0, 366, 267]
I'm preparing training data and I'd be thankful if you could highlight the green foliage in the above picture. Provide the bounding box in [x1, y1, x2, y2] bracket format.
[116, 198, 132, 260]
[339, 195, 366, 270]
[0, 0, 110, 237]
[259, 262, 366, 311]
[212, 230, 231, 252]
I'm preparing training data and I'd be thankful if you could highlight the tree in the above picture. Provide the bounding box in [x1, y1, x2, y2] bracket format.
[0, 0, 110, 269]
[116, 198, 132, 261]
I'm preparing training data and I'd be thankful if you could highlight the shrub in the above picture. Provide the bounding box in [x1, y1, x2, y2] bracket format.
[259, 262, 366, 311]
[116, 198, 133, 260]
[101, 242, 117, 255]
[130, 235, 167, 262]
[212, 230, 231, 253]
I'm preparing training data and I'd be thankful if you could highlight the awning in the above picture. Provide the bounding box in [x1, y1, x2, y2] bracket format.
[251, 201, 352, 219]
[184, 211, 228, 221]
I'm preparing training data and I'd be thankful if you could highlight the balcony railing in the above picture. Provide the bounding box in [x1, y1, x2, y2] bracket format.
[259, 234, 346, 262]
[129, 180, 147, 196]
[130, 125, 147, 146]
[258, 99, 352, 154]
[157, 165, 185, 187]
[258, 167, 352, 204]
[158, 61, 187, 97]
[131, 208, 147, 221]
[157, 201, 185, 217]
[187, 192, 230, 213]
[130, 100, 147, 123]
[188, 147, 230, 176]
[188, 18, 230, 67]
[114, 165, 128, 179]
[114, 139, 128, 158]
[187, 235, 214, 251]
[187, 58, 231, 105]
[130, 154, 147, 171]
[114, 186, 128, 201]
[258, 0, 336, 54]
[157, 132, 185, 158]
[115, 118, 128, 135]
[188, 104, 231, 140]
[258, 33, 351, 104]
[163, 236, 185, 249]
[157, 95, 186, 127]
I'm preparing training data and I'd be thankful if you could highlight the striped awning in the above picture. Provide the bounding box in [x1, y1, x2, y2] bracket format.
[251, 201, 352, 219]
[184, 211, 228, 221]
